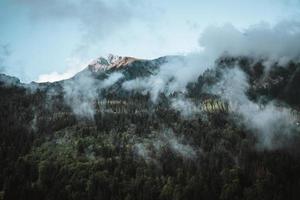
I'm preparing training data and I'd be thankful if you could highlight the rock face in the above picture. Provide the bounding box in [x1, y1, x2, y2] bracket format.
[87, 54, 140, 72]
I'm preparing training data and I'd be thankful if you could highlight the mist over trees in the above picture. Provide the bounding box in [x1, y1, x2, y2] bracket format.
[1, 21, 300, 200]
[1, 52, 300, 200]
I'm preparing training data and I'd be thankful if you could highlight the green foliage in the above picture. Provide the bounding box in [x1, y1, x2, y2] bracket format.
[1, 59, 300, 199]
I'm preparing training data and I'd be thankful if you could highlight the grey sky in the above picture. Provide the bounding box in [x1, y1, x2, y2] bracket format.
[0, 0, 299, 82]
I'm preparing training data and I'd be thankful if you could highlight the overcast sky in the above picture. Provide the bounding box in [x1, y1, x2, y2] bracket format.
[0, 0, 299, 82]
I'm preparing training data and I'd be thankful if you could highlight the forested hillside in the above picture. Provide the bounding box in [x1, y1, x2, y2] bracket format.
[1, 56, 300, 200]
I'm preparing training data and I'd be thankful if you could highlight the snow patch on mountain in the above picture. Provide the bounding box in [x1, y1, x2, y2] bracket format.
[88, 54, 139, 72]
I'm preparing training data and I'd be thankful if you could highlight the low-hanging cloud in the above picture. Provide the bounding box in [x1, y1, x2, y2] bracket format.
[170, 96, 201, 118]
[123, 20, 300, 107]
[39, 20, 300, 149]
[62, 71, 124, 118]
[134, 129, 197, 163]
[122, 19, 300, 147]
[122, 54, 213, 102]
[210, 67, 298, 149]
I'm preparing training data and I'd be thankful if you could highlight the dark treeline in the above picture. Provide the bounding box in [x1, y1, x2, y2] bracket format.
[1, 57, 300, 200]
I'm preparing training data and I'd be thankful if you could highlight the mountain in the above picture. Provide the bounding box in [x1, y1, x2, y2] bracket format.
[1, 54, 300, 200]
[76, 54, 179, 79]
[87, 54, 141, 72]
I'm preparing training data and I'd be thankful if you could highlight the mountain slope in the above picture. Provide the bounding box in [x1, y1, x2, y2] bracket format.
[1, 55, 300, 200]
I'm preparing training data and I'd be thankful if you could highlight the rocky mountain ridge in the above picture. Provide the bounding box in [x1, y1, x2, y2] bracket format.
[87, 54, 141, 72]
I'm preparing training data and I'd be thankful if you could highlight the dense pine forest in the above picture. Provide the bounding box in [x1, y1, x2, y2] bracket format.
[1, 56, 300, 200]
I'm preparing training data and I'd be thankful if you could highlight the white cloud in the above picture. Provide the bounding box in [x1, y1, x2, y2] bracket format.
[210, 67, 297, 149]
[200, 21, 300, 65]
[37, 71, 74, 83]
[15, 0, 157, 55]
[123, 20, 300, 104]
[37, 57, 90, 82]
[122, 54, 213, 102]
[134, 129, 197, 163]
[62, 70, 124, 118]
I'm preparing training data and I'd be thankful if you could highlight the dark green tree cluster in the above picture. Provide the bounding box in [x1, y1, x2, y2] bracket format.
[1, 57, 300, 200]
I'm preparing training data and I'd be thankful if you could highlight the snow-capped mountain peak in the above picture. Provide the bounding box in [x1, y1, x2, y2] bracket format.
[88, 54, 138, 72]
